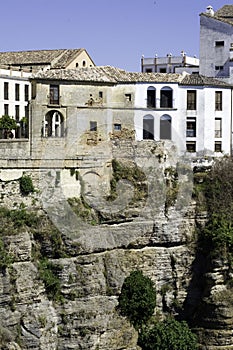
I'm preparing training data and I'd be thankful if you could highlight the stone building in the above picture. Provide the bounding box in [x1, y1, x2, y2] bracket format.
[0, 49, 95, 139]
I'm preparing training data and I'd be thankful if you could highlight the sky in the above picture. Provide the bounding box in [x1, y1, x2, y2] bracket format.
[1, 0, 230, 71]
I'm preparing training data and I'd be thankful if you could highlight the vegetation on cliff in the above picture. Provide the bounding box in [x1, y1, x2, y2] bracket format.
[195, 157, 233, 267]
[118, 270, 197, 349]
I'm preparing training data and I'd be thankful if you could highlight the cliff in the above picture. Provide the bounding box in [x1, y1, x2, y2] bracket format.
[0, 140, 232, 350]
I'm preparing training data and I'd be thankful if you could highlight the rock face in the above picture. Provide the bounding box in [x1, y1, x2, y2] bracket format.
[0, 140, 232, 349]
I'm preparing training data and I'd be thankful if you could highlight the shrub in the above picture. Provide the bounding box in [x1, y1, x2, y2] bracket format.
[0, 115, 17, 130]
[19, 175, 35, 195]
[0, 238, 13, 270]
[38, 258, 63, 302]
[138, 317, 198, 350]
[118, 270, 156, 329]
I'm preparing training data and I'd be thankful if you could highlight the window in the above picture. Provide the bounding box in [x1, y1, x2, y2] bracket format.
[215, 141, 222, 152]
[25, 105, 29, 118]
[147, 87, 156, 108]
[49, 85, 59, 105]
[215, 66, 223, 71]
[15, 84, 20, 101]
[15, 105, 20, 121]
[83, 60, 86, 67]
[186, 117, 196, 137]
[215, 41, 224, 47]
[146, 68, 152, 73]
[114, 123, 121, 131]
[42, 111, 64, 137]
[24, 85, 29, 101]
[90, 121, 97, 131]
[160, 87, 173, 108]
[215, 118, 222, 138]
[187, 90, 196, 110]
[186, 141, 196, 152]
[4, 104, 9, 116]
[143, 115, 154, 140]
[160, 115, 171, 140]
[125, 94, 132, 102]
[76, 63, 79, 68]
[160, 68, 166, 73]
[215, 91, 222, 110]
[4, 82, 9, 100]
[99, 91, 103, 99]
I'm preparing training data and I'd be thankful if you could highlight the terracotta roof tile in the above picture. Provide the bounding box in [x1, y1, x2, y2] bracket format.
[201, 5, 233, 26]
[180, 74, 230, 87]
[31, 66, 184, 84]
[0, 49, 84, 68]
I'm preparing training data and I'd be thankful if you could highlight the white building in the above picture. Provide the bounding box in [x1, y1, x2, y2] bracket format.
[199, 5, 233, 83]
[0, 66, 31, 119]
[141, 52, 199, 74]
[29, 67, 232, 159]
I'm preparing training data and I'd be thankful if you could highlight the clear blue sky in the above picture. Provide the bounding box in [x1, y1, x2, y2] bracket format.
[1, 0, 229, 71]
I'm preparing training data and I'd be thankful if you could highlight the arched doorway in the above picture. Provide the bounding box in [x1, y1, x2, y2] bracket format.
[160, 115, 171, 140]
[43, 110, 64, 137]
[143, 115, 154, 140]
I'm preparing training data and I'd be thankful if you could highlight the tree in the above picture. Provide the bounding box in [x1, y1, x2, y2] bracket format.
[138, 317, 198, 350]
[118, 270, 156, 329]
[0, 115, 17, 139]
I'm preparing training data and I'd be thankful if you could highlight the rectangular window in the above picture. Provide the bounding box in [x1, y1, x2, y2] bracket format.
[186, 117, 196, 137]
[186, 141, 196, 152]
[15, 84, 20, 101]
[215, 118, 222, 138]
[125, 94, 132, 102]
[187, 90, 196, 110]
[215, 66, 223, 71]
[215, 91, 222, 110]
[49, 85, 59, 105]
[114, 123, 121, 131]
[215, 41, 224, 46]
[4, 104, 9, 116]
[15, 105, 20, 121]
[90, 121, 97, 131]
[4, 82, 9, 100]
[215, 141, 222, 152]
[25, 105, 29, 118]
[24, 85, 29, 101]
[99, 91, 103, 99]
[146, 68, 152, 73]
[159, 68, 166, 73]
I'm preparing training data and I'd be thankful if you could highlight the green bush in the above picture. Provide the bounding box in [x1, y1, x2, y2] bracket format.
[19, 175, 35, 195]
[118, 270, 156, 329]
[0, 238, 13, 270]
[38, 258, 63, 302]
[138, 317, 198, 350]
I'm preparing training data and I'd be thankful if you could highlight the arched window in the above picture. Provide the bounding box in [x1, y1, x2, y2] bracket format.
[160, 86, 173, 108]
[143, 115, 154, 140]
[43, 111, 64, 137]
[82, 60, 86, 67]
[147, 86, 156, 108]
[160, 115, 171, 140]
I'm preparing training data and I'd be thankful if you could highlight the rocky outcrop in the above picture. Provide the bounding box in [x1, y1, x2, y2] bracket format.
[0, 140, 232, 349]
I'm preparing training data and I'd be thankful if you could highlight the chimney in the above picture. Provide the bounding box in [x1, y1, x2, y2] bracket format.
[206, 5, 214, 16]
